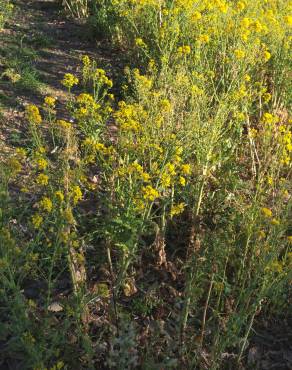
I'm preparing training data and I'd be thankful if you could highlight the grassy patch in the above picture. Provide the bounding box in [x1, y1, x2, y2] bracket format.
[0, 33, 46, 99]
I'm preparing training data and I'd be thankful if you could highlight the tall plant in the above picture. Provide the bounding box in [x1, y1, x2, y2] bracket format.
[63, 0, 89, 18]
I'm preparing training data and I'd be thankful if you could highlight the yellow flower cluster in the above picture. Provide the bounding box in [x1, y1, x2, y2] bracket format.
[142, 185, 159, 201]
[81, 55, 113, 91]
[261, 207, 272, 218]
[94, 69, 113, 88]
[135, 37, 147, 48]
[36, 173, 49, 186]
[55, 190, 65, 202]
[25, 105, 42, 125]
[133, 69, 152, 90]
[36, 157, 48, 170]
[128, 162, 151, 183]
[57, 120, 71, 130]
[31, 214, 43, 229]
[170, 202, 185, 217]
[114, 101, 142, 131]
[74, 93, 101, 122]
[177, 45, 191, 55]
[262, 112, 279, 125]
[39, 197, 53, 213]
[71, 185, 82, 205]
[61, 73, 79, 89]
[44, 96, 56, 108]
[234, 49, 245, 60]
[7, 157, 22, 175]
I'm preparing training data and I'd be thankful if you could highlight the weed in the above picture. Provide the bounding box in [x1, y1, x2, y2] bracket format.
[1, 0, 291, 368]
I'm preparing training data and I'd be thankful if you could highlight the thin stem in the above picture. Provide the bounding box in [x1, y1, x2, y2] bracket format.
[106, 241, 119, 334]
[180, 167, 208, 343]
[200, 274, 214, 347]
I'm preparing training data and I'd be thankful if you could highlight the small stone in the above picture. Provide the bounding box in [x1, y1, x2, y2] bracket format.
[48, 302, 63, 312]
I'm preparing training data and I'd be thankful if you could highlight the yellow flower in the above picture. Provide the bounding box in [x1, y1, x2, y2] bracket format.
[207, 70, 215, 79]
[270, 218, 280, 226]
[240, 30, 250, 41]
[179, 176, 186, 186]
[192, 11, 202, 21]
[240, 17, 251, 28]
[134, 198, 146, 212]
[31, 214, 43, 229]
[142, 185, 159, 201]
[56, 361, 64, 370]
[262, 113, 279, 125]
[261, 207, 272, 218]
[36, 173, 49, 186]
[234, 49, 245, 59]
[251, 20, 263, 33]
[82, 54, 91, 66]
[165, 163, 176, 176]
[161, 173, 171, 188]
[267, 176, 273, 186]
[262, 92, 271, 103]
[170, 202, 185, 217]
[217, 0, 228, 13]
[25, 105, 42, 125]
[55, 191, 64, 202]
[234, 84, 248, 100]
[61, 73, 79, 89]
[71, 185, 82, 205]
[76, 93, 94, 104]
[262, 50, 271, 62]
[75, 107, 88, 118]
[258, 230, 266, 239]
[198, 34, 210, 43]
[44, 96, 56, 108]
[191, 85, 204, 96]
[57, 120, 71, 130]
[159, 99, 171, 112]
[8, 157, 22, 174]
[133, 69, 152, 89]
[36, 158, 48, 171]
[181, 164, 191, 175]
[177, 45, 191, 55]
[265, 260, 283, 273]
[16, 148, 27, 159]
[284, 15, 292, 26]
[60, 231, 70, 243]
[135, 38, 147, 48]
[37, 147, 46, 155]
[94, 69, 113, 87]
[39, 197, 53, 213]
[235, 112, 245, 121]
[236, 1, 246, 11]
[287, 236, 292, 243]
[63, 208, 76, 225]
[244, 74, 251, 82]
[141, 172, 150, 182]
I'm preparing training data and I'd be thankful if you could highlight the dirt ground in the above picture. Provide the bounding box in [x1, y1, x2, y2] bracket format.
[0, 0, 123, 155]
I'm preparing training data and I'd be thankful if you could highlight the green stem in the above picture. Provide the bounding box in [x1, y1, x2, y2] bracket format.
[180, 168, 208, 341]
